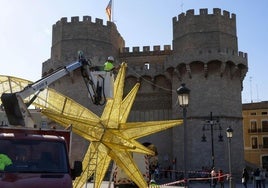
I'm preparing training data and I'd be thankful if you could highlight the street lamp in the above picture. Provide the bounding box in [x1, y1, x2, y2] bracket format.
[226, 126, 233, 188]
[177, 83, 190, 187]
[201, 112, 223, 168]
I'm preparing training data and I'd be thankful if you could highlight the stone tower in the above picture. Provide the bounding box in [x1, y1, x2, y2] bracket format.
[42, 16, 124, 161]
[43, 8, 248, 177]
[169, 8, 248, 176]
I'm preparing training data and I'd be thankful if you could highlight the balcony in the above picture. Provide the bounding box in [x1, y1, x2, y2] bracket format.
[250, 144, 268, 149]
[258, 144, 268, 149]
[248, 128, 268, 133]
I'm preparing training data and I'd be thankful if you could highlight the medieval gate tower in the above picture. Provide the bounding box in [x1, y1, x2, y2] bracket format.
[43, 8, 248, 177]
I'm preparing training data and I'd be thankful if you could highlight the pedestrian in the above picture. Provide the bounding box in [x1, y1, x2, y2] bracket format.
[211, 167, 217, 188]
[218, 169, 224, 188]
[242, 168, 249, 188]
[260, 168, 266, 188]
[254, 168, 261, 188]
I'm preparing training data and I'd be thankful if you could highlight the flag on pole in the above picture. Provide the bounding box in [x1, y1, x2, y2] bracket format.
[106, 0, 112, 21]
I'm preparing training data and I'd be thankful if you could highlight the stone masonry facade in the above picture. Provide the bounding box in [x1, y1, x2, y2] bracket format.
[42, 8, 248, 177]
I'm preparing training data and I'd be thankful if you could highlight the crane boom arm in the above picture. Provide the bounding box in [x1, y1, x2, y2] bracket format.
[1, 52, 111, 127]
[19, 61, 85, 99]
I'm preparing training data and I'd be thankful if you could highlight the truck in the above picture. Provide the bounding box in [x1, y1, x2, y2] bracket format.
[0, 51, 113, 188]
[0, 127, 82, 188]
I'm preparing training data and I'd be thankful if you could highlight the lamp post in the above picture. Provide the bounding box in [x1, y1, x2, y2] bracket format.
[201, 112, 223, 168]
[177, 83, 190, 187]
[226, 127, 233, 188]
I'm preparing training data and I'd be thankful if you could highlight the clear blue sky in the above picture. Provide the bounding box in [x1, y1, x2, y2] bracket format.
[0, 0, 267, 103]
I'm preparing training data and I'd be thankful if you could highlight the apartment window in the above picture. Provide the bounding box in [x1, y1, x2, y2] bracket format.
[263, 120, 268, 132]
[252, 137, 258, 149]
[262, 112, 268, 115]
[262, 156, 268, 170]
[250, 112, 257, 116]
[263, 137, 268, 148]
[251, 121, 257, 132]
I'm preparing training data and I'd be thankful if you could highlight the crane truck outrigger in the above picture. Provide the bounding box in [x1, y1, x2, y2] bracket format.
[0, 52, 114, 188]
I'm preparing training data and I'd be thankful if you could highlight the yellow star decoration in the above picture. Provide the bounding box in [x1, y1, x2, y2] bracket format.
[0, 63, 183, 188]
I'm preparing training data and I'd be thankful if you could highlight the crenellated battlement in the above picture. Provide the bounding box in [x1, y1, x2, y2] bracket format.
[172, 8, 238, 61]
[52, 15, 119, 48]
[173, 8, 236, 23]
[172, 8, 237, 41]
[120, 45, 172, 56]
[54, 16, 114, 28]
[51, 15, 124, 62]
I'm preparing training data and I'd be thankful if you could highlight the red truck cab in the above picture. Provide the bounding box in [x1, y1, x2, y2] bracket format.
[0, 127, 82, 188]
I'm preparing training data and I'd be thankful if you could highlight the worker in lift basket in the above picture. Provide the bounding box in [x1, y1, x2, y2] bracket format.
[0, 152, 12, 170]
[149, 179, 160, 188]
[104, 56, 115, 71]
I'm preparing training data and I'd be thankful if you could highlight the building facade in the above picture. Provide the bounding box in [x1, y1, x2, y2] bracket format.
[41, 8, 248, 177]
[243, 101, 268, 170]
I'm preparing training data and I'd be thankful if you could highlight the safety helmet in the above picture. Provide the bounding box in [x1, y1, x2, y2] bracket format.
[107, 56, 114, 62]
[150, 179, 156, 183]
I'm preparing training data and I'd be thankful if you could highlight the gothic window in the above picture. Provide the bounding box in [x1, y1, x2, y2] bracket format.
[144, 62, 150, 70]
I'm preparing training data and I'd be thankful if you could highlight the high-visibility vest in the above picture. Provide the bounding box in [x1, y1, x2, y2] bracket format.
[149, 183, 160, 188]
[0, 154, 12, 170]
[104, 61, 114, 71]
